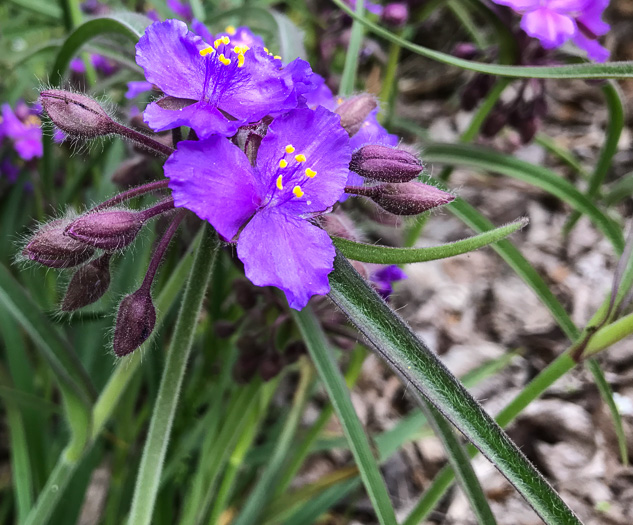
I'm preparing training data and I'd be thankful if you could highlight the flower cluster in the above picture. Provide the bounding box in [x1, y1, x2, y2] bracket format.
[31, 18, 455, 356]
[493, 0, 611, 61]
[0, 101, 43, 183]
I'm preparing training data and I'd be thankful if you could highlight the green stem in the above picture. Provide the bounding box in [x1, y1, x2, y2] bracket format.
[339, 0, 364, 96]
[127, 225, 218, 525]
[584, 311, 633, 357]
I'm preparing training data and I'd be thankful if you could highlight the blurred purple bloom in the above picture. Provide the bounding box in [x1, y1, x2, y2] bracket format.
[1, 103, 43, 161]
[493, 0, 610, 61]
[167, 0, 193, 20]
[125, 81, 154, 99]
[370, 265, 407, 299]
[70, 57, 86, 73]
[70, 54, 117, 75]
[164, 107, 351, 309]
[0, 159, 20, 183]
[346, 0, 384, 16]
[136, 20, 316, 138]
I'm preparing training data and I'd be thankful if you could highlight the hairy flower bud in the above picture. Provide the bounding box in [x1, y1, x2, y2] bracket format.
[382, 3, 408, 27]
[335, 94, 378, 136]
[481, 109, 508, 138]
[22, 219, 95, 268]
[61, 253, 111, 311]
[349, 182, 455, 215]
[40, 90, 116, 138]
[259, 351, 284, 381]
[351, 145, 422, 182]
[65, 210, 144, 251]
[113, 288, 156, 357]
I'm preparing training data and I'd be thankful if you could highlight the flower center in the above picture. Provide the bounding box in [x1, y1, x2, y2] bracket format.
[268, 143, 318, 207]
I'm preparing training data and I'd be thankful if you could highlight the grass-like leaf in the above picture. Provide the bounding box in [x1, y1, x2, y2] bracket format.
[331, 0, 633, 79]
[332, 217, 527, 264]
[328, 252, 581, 524]
[293, 307, 398, 525]
[423, 142, 624, 253]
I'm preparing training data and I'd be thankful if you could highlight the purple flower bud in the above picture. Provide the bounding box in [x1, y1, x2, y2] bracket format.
[460, 75, 494, 111]
[113, 288, 156, 357]
[351, 144, 422, 182]
[40, 90, 116, 138]
[111, 157, 153, 188]
[381, 3, 408, 27]
[214, 320, 237, 338]
[321, 213, 361, 241]
[481, 109, 508, 138]
[64, 209, 144, 251]
[518, 116, 539, 144]
[452, 42, 479, 60]
[61, 253, 111, 311]
[283, 341, 306, 365]
[350, 182, 455, 215]
[335, 94, 378, 136]
[259, 351, 284, 381]
[22, 219, 95, 268]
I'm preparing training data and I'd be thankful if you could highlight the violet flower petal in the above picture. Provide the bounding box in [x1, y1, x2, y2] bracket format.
[237, 207, 335, 309]
[521, 8, 575, 48]
[143, 99, 242, 137]
[125, 81, 154, 99]
[255, 106, 351, 215]
[164, 137, 261, 240]
[135, 19, 206, 100]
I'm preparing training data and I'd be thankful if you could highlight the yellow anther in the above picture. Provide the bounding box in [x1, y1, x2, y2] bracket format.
[273, 55, 282, 60]
[279, 159, 288, 168]
[295, 154, 306, 163]
[337, 97, 343, 105]
[305, 168, 317, 178]
[199, 46, 214, 56]
[293, 185, 304, 198]
[221, 36, 230, 45]
[285, 144, 295, 154]
[213, 38, 222, 49]
[237, 54, 245, 68]
[26, 115, 41, 127]
[218, 54, 231, 66]
[264, 47, 269, 53]
[225, 25, 237, 35]
[276, 175, 283, 190]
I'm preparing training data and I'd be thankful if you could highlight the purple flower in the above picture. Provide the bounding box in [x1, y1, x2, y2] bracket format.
[125, 81, 154, 99]
[345, 0, 384, 16]
[136, 19, 316, 138]
[164, 107, 351, 309]
[1, 102, 43, 161]
[370, 265, 407, 299]
[492, 0, 610, 61]
[1, 159, 20, 183]
[167, 0, 193, 21]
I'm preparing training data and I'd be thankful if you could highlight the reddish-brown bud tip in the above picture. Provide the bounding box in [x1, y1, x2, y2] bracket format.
[335, 94, 378, 136]
[371, 182, 455, 215]
[61, 253, 112, 311]
[22, 219, 95, 268]
[40, 89, 115, 138]
[65, 210, 144, 251]
[113, 288, 156, 357]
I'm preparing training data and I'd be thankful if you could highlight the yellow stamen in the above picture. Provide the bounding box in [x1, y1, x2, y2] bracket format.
[276, 175, 283, 190]
[264, 47, 269, 53]
[285, 144, 295, 154]
[305, 168, 317, 178]
[218, 54, 231, 66]
[225, 25, 237, 35]
[221, 36, 230, 45]
[295, 154, 306, 163]
[199, 46, 214, 56]
[273, 55, 282, 60]
[337, 97, 343, 105]
[293, 185, 304, 198]
[26, 115, 41, 127]
[237, 54, 245, 68]
[279, 159, 288, 168]
[213, 38, 222, 49]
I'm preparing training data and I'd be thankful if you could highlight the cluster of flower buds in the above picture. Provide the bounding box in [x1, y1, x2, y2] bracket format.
[22, 88, 180, 357]
[346, 144, 454, 214]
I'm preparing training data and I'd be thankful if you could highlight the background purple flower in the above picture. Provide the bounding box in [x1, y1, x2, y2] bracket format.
[1, 102, 43, 161]
[164, 107, 351, 309]
[492, 0, 610, 61]
[370, 265, 407, 299]
[136, 19, 316, 138]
